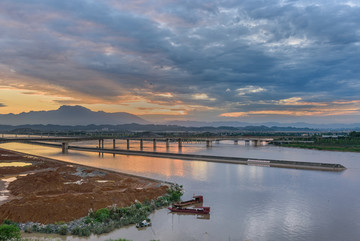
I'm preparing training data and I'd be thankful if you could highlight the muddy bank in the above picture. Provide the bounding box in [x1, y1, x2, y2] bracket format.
[0, 148, 168, 224]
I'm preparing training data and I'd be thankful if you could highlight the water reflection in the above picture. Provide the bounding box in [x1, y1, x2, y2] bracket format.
[190, 161, 209, 181]
[1, 142, 360, 241]
[0, 162, 32, 167]
[168, 212, 211, 220]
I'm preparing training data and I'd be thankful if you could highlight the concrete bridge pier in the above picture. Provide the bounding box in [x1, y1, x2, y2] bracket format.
[234, 140, 238, 144]
[245, 140, 250, 145]
[62, 142, 69, 154]
[127, 139, 130, 150]
[140, 139, 143, 150]
[99, 139, 104, 149]
[166, 139, 170, 149]
[215, 140, 220, 144]
[98, 139, 104, 149]
[153, 139, 156, 150]
[253, 140, 259, 146]
[206, 140, 212, 147]
[113, 139, 116, 149]
[178, 138, 182, 148]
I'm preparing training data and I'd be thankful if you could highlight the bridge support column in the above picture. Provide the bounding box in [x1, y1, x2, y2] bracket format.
[99, 139, 104, 149]
[253, 140, 259, 146]
[140, 139, 143, 150]
[113, 139, 116, 149]
[234, 140, 238, 144]
[215, 140, 220, 144]
[153, 139, 156, 150]
[178, 138, 182, 148]
[127, 139, 130, 150]
[166, 139, 170, 149]
[245, 140, 250, 145]
[62, 142, 69, 154]
[206, 140, 212, 147]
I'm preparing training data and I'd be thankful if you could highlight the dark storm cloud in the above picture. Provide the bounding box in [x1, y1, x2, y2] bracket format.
[0, 0, 359, 116]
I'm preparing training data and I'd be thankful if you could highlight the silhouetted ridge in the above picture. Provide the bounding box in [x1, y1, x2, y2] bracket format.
[0, 105, 148, 125]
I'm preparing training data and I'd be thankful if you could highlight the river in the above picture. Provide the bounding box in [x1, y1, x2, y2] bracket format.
[1, 140, 360, 241]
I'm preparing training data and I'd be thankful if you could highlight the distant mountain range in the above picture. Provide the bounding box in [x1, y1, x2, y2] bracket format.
[0, 123, 316, 133]
[165, 120, 360, 130]
[0, 105, 148, 125]
[0, 106, 359, 131]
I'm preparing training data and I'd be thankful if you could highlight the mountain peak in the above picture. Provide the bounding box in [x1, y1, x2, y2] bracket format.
[57, 105, 91, 112]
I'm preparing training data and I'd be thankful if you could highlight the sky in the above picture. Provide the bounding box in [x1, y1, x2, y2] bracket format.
[0, 0, 360, 124]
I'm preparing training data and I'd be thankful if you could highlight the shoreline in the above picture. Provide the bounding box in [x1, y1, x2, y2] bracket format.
[0, 147, 172, 224]
[280, 143, 360, 152]
[0, 147, 174, 186]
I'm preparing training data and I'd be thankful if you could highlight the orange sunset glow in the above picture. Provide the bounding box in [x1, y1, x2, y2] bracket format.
[0, 0, 359, 125]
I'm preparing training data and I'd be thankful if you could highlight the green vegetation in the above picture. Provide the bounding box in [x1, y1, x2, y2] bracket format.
[282, 143, 360, 152]
[95, 208, 111, 222]
[12, 184, 182, 238]
[278, 131, 360, 152]
[106, 239, 133, 241]
[0, 223, 21, 241]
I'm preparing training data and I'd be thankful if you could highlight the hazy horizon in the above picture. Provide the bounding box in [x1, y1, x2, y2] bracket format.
[0, 105, 359, 128]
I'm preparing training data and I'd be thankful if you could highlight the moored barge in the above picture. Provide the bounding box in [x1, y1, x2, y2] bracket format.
[168, 206, 210, 214]
[173, 195, 203, 207]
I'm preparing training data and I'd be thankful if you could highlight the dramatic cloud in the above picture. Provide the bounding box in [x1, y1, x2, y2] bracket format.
[0, 0, 359, 122]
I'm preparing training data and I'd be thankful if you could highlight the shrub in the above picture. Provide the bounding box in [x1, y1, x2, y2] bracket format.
[42, 224, 53, 234]
[135, 202, 142, 209]
[58, 225, 68, 235]
[95, 208, 110, 222]
[2, 220, 16, 226]
[0, 224, 21, 241]
[106, 239, 133, 241]
[72, 226, 91, 237]
[85, 216, 94, 224]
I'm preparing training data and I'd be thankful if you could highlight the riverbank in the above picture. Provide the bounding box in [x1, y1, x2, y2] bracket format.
[0, 147, 169, 224]
[281, 143, 360, 152]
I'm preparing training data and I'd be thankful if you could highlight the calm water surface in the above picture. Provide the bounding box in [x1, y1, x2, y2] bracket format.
[1, 141, 360, 241]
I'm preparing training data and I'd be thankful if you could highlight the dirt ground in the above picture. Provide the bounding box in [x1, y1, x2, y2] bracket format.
[0, 148, 168, 224]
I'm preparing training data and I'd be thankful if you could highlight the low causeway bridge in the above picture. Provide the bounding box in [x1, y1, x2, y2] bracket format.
[0, 135, 346, 172]
[0, 135, 273, 153]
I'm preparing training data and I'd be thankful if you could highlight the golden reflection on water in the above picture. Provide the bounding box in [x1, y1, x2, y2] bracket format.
[0, 142, 215, 181]
[190, 161, 208, 181]
[0, 162, 32, 167]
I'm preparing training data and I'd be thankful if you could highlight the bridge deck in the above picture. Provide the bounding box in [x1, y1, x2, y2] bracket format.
[14, 141, 346, 172]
